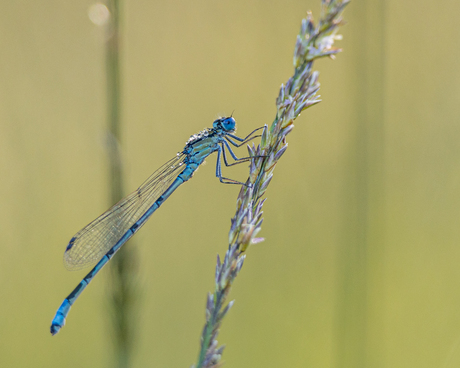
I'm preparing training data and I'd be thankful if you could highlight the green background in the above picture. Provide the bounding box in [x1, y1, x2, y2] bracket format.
[1, 0, 460, 367]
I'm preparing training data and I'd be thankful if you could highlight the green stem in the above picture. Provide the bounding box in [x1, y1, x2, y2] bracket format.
[105, 1, 138, 367]
[107, 0, 122, 197]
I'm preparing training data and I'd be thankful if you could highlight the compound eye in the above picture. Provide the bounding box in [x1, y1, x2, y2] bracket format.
[222, 117, 236, 131]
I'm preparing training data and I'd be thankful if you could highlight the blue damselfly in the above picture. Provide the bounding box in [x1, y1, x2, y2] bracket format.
[50, 116, 262, 335]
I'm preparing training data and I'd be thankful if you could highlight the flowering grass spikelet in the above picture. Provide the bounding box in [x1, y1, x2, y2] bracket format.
[194, 1, 349, 367]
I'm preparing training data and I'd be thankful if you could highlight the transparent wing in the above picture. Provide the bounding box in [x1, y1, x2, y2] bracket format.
[64, 153, 187, 270]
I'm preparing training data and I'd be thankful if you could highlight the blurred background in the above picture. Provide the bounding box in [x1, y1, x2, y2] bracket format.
[1, 0, 460, 367]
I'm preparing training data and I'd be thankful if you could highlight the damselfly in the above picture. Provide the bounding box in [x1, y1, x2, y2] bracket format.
[50, 116, 262, 335]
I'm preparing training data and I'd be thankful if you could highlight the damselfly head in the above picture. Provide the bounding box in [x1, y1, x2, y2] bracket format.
[213, 116, 236, 133]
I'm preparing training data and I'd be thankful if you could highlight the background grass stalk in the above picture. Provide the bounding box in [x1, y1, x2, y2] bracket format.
[193, 1, 349, 367]
[104, 0, 138, 367]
